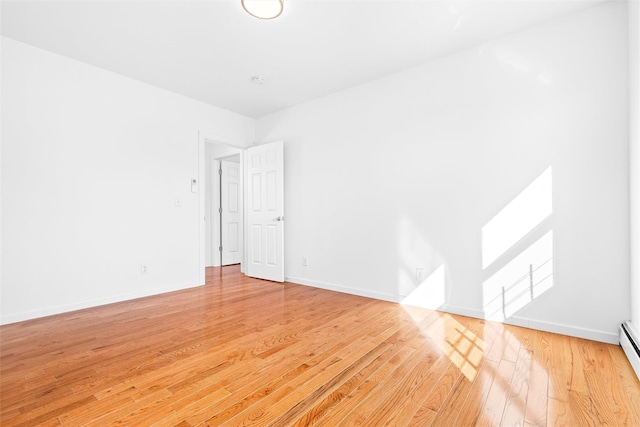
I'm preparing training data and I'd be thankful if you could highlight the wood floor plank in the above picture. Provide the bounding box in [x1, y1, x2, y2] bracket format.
[524, 331, 549, 427]
[1, 394, 96, 427]
[261, 334, 412, 426]
[548, 397, 570, 426]
[568, 389, 594, 426]
[429, 367, 478, 427]
[289, 311, 441, 426]
[485, 323, 510, 363]
[333, 337, 439, 426]
[453, 359, 499, 427]
[547, 331, 570, 402]
[510, 325, 536, 352]
[501, 347, 533, 426]
[568, 337, 589, 395]
[605, 344, 640, 425]
[501, 329, 521, 363]
[381, 352, 450, 427]
[407, 406, 437, 427]
[58, 394, 134, 425]
[419, 359, 460, 414]
[287, 340, 401, 426]
[1, 265, 639, 426]
[186, 306, 407, 426]
[475, 358, 516, 427]
[582, 341, 617, 426]
[313, 341, 426, 426]
[217, 338, 384, 426]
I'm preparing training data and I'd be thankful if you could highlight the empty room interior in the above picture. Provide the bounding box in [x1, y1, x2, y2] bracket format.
[1, 0, 640, 425]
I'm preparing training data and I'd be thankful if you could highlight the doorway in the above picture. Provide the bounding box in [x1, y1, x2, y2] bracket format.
[218, 154, 242, 266]
[198, 136, 284, 285]
[203, 141, 244, 270]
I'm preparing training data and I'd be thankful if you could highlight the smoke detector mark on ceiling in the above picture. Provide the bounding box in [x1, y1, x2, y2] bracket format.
[252, 75, 267, 85]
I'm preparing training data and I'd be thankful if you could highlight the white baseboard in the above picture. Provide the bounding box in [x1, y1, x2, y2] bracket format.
[439, 304, 486, 320]
[0, 281, 202, 325]
[440, 304, 618, 344]
[505, 315, 619, 345]
[284, 276, 399, 303]
[284, 281, 620, 345]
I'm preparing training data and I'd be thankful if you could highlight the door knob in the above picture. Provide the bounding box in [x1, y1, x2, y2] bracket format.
[274, 216, 284, 222]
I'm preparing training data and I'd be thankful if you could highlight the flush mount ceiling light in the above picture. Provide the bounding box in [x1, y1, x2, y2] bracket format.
[242, 0, 284, 20]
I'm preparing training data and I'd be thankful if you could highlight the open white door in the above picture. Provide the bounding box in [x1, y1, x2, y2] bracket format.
[220, 159, 242, 265]
[246, 141, 284, 282]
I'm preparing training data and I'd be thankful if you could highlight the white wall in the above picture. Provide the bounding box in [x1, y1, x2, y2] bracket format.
[0, 37, 254, 324]
[256, 2, 630, 343]
[630, 0, 640, 336]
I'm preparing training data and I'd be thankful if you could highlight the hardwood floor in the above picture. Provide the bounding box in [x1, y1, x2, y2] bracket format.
[1, 265, 639, 426]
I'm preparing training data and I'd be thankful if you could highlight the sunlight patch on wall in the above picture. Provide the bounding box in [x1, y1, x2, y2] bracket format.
[401, 265, 446, 310]
[483, 231, 553, 322]
[482, 167, 552, 269]
[396, 215, 444, 310]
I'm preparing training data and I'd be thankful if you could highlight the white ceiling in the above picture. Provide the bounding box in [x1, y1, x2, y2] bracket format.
[1, 0, 607, 118]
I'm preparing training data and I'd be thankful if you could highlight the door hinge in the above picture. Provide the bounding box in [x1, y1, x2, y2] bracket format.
[218, 207, 222, 214]
[219, 246, 223, 252]
[218, 168, 222, 175]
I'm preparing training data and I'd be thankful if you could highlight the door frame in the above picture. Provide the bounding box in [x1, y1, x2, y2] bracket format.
[198, 132, 246, 285]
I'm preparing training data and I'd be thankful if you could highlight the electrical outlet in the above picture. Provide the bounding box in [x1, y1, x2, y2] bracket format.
[416, 268, 425, 282]
[302, 256, 308, 267]
[141, 264, 148, 274]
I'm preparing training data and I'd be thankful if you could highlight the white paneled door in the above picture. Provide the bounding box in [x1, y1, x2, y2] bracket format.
[246, 141, 284, 282]
[220, 159, 242, 266]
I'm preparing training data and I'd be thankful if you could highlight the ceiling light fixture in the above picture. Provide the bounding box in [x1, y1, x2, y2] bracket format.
[241, 0, 284, 20]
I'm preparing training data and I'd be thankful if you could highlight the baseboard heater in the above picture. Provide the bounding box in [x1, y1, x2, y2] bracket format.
[620, 321, 640, 380]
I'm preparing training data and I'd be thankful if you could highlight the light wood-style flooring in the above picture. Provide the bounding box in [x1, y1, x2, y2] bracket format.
[1, 265, 639, 426]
